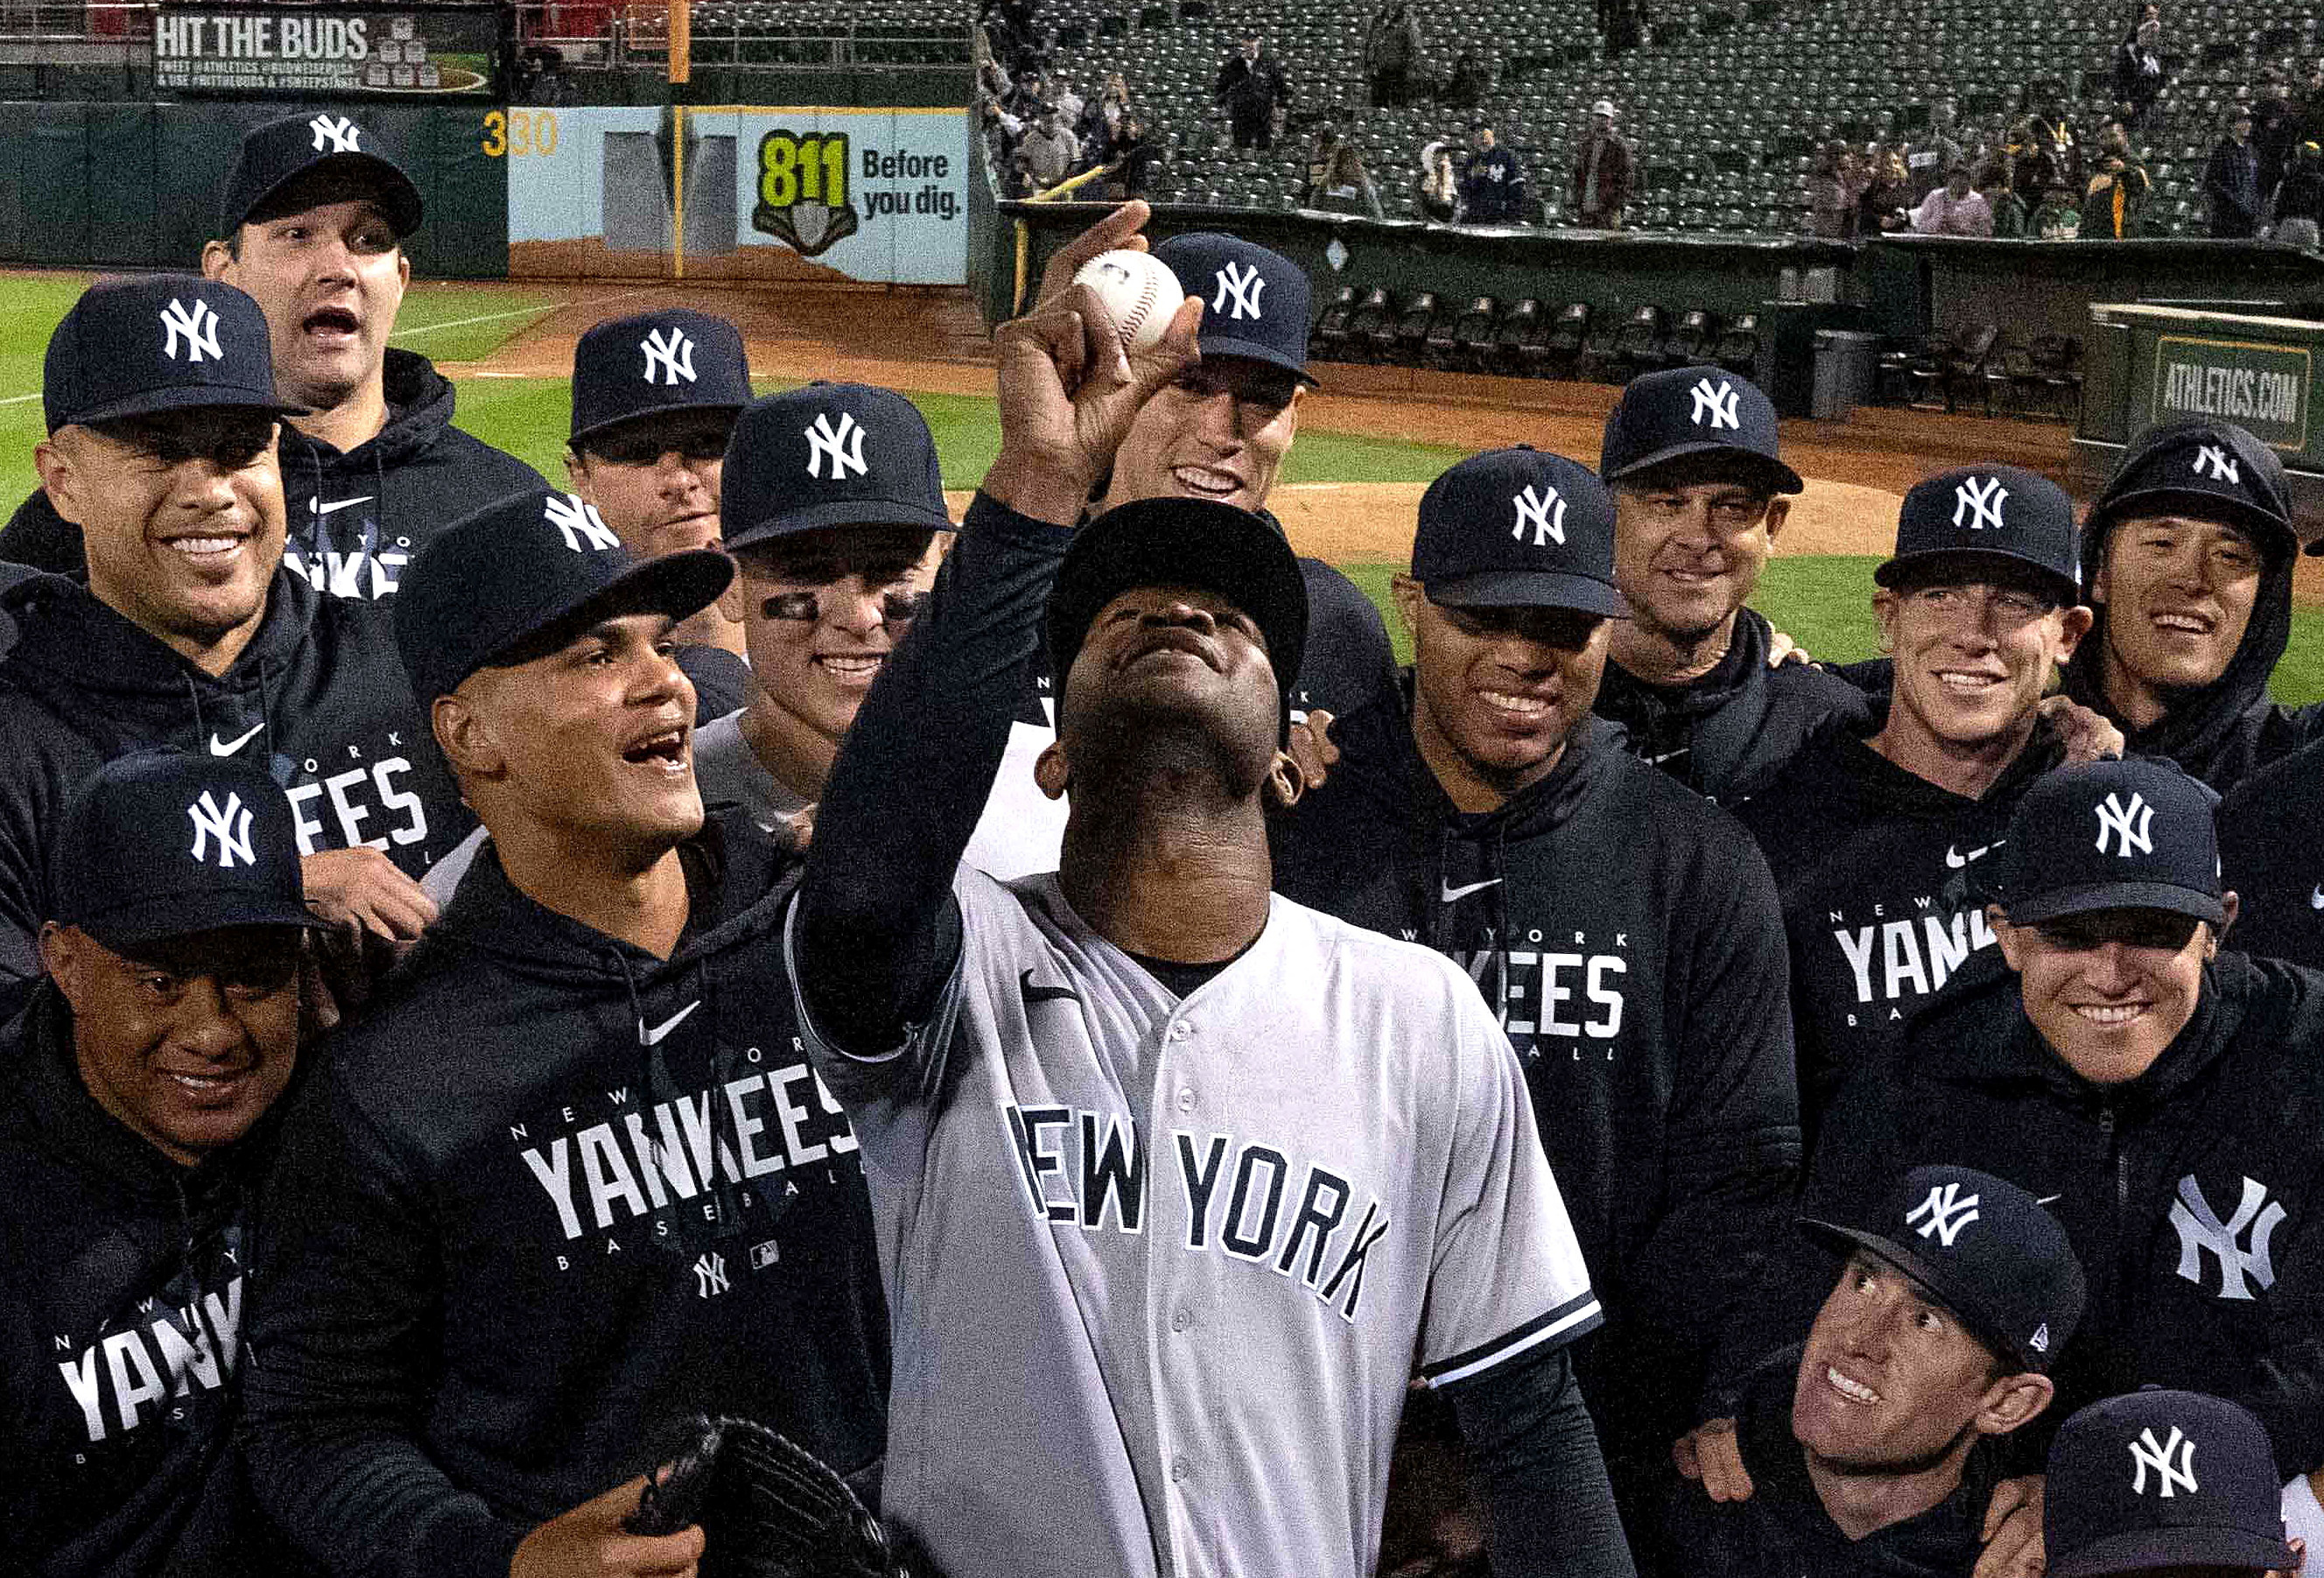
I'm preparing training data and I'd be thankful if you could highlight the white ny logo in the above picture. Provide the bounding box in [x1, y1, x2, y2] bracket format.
[186, 791, 256, 870]
[544, 493, 619, 552]
[692, 1252, 729, 1298]
[1689, 377, 1740, 431]
[1953, 475, 2012, 531]
[640, 326, 696, 386]
[308, 114, 362, 153]
[2128, 1427, 2199, 1497]
[2093, 791, 2155, 858]
[804, 411, 867, 480]
[2193, 445, 2240, 485]
[2169, 1175, 2285, 1301]
[1212, 261, 1267, 320]
[1510, 484, 1568, 547]
[1905, 1182, 1982, 1246]
[159, 298, 221, 364]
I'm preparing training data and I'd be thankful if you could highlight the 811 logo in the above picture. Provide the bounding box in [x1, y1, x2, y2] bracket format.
[754, 130, 860, 257]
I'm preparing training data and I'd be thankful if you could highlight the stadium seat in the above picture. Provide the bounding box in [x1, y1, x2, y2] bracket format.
[1348, 288, 1397, 363]
[1661, 308, 1719, 368]
[1392, 291, 1441, 365]
[1440, 295, 1499, 369]
[1610, 305, 1668, 382]
[1495, 298, 1544, 373]
[1312, 286, 1359, 361]
[1541, 301, 1590, 378]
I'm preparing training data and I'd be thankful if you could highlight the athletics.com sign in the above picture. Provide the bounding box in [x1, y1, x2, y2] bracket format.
[2154, 335, 2310, 449]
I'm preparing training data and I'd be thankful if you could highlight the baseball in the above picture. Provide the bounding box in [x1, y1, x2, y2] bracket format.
[1071, 248, 1184, 354]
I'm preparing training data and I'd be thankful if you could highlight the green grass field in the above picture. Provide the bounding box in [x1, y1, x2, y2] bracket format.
[3, 273, 2321, 701]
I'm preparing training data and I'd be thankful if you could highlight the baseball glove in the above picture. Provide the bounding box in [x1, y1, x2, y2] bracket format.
[628, 1416, 937, 1578]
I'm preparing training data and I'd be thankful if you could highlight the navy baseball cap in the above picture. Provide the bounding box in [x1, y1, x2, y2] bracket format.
[1600, 368, 1802, 494]
[1988, 759, 2226, 927]
[570, 310, 754, 447]
[52, 750, 318, 955]
[720, 383, 953, 551]
[2089, 421, 2299, 561]
[1153, 233, 1314, 382]
[1877, 466, 2082, 607]
[1411, 446, 1629, 616]
[1801, 1164, 2087, 1374]
[218, 110, 424, 239]
[1046, 495, 1309, 733]
[2047, 1391, 2297, 1578]
[394, 488, 734, 704]
[45, 276, 305, 434]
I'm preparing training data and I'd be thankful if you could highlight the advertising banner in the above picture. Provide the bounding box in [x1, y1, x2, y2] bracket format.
[154, 5, 500, 97]
[505, 105, 969, 286]
[2152, 334, 2311, 450]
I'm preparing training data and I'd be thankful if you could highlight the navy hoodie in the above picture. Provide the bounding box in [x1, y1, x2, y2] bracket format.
[1804, 950, 2324, 1477]
[1271, 690, 1802, 1487]
[241, 811, 888, 1578]
[0, 569, 470, 1020]
[1595, 606, 1871, 803]
[2216, 735, 2324, 969]
[1, 349, 544, 602]
[0, 985, 289, 1577]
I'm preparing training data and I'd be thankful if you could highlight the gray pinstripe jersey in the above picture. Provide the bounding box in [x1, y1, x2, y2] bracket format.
[789, 870, 1601, 1578]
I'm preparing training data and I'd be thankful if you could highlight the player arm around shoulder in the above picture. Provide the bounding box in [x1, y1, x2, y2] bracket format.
[793, 201, 1200, 1062]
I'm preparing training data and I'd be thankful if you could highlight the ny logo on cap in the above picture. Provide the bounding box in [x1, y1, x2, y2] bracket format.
[160, 298, 222, 365]
[1689, 377, 1740, 431]
[544, 493, 618, 553]
[1953, 475, 2012, 531]
[2028, 1322, 2050, 1353]
[186, 790, 256, 870]
[804, 410, 867, 480]
[1212, 260, 1267, 321]
[1906, 1181, 1981, 1246]
[2094, 790, 2155, 858]
[1511, 483, 1568, 547]
[2129, 1426, 2199, 1497]
[641, 326, 696, 387]
[2170, 1174, 2285, 1301]
[309, 114, 362, 153]
[2193, 445, 2241, 486]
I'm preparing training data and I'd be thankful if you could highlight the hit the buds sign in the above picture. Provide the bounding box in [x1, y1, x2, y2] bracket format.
[152, 4, 498, 96]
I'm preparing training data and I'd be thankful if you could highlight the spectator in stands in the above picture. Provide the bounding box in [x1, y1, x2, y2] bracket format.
[1909, 162, 1993, 235]
[1215, 32, 1289, 150]
[2116, 4, 2165, 126]
[1050, 76, 1086, 132]
[2269, 138, 2324, 245]
[1419, 141, 1462, 220]
[1302, 122, 1387, 217]
[1366, 0, 1424, 108]
[1856, 148, 1912, 233]
[1570, 100, 1632, 227]
[2084, 149, 2150, 236]
[1105, 113, 1162, 200]
[2033, 90, 2085, 196]
[981, 99, 1023, 176]
[1445, 48, 1491, 107]
[1907, 97, 1965, 201]
[1077, 71, 1133, 146]
[1980, 162, 2029, 235]
[1014, 102, 1080, 190]
[1807, 140, 1862, 237]
[1001, 63, 1047, 123]
[2256, 67, 2302, 199]
[2208, 106, 2264, 236]
[1464, 120, 1531, 223]
[2032, 179, 2083, 236]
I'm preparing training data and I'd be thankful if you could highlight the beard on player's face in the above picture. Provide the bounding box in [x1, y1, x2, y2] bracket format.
[1055, 586, 1281, 803]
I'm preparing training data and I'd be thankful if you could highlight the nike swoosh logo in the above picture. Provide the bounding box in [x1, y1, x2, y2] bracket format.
[1020, 969, 1078, 1005]
[1441, 878, 1506, 903]
[208, 722, 264, 756]
[2311, 884, 2323, 911]
[1945, 839, 2005, 869]
[310, 494, 376, 516]
[1645, 749, 1688, 766]
[2035, 1194, 2063, 1206]
[640, 1000, 701, 1045]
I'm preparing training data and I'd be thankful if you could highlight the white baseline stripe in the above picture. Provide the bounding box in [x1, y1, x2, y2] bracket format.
[389, 284, 658, 342]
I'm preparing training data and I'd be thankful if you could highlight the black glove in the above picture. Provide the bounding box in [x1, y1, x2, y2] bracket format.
[628, 1416, 938, 1578]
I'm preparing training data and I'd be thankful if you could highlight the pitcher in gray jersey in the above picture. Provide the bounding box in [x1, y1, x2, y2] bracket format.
[788, 201, 1634, 1578]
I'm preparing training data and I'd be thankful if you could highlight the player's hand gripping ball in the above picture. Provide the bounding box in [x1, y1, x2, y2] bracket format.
[1071, 249, 1186, 354]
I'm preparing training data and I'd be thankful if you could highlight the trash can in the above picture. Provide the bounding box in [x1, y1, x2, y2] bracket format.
[1811, 329, 1883, 420]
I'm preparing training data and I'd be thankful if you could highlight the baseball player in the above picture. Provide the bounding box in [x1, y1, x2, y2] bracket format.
[0, 751, 318, 1576]
[1803, 758, 2324, 1497]
[4, 111, 544, 598]
[0, 277, 464, 1024]
[1267, 445, 1801, 1562]
[1734, 467, 2095, 1131]
[1591, 367, 1869, 802]
[2058, 419, 2324, 791]
[1667, 1166, 2082, 1578]
[242, 489, 888, 1578]
[968, 214, 1399, 880]
[2044, 1392, 2304, 1578]
[786, 219, 1632, 1578]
